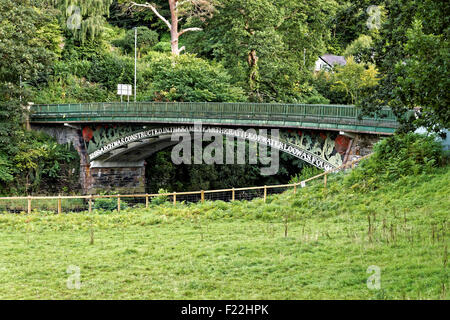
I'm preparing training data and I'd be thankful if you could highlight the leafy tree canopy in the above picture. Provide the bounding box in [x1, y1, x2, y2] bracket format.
[361, 0, 450, 135]
[142, 53, 247, 102]
[186, 0, 338, 102]
[54, 0, 113, 43]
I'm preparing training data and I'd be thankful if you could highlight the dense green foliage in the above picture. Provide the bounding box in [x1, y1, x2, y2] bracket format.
[0, 0, 57, 150]
[142, 53, 247, 102]
[345, 133, 445, 191]
[0, 131, 80, 196]
[0, 0, 80, 196]
[93, 195, 128, 211]
[361, 0, 450, 134]
[113, 26, 159, 56]
[314, 56, 379, 104]
[186, 0, 337, 102]
[54, 0, 113, 43]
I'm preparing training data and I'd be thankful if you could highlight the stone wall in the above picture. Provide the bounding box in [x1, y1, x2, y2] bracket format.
[346, 133, 386, 162]
[88, 166, 146, 195]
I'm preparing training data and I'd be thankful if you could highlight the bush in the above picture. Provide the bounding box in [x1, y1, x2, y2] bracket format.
[113, 27, 158, 56]
[289, 166, 323, 184]
[152, 41, 172, 53]
[151, 188, 169, 205]
[94, 197, 128, 211]
[0, 131, 80, 195]
[0, 154, 14, 183]
[344, 133, 444, 190]
[88, 53, 137, 91]
[142, 53, 247, 102]
[33, 75, 113, 104]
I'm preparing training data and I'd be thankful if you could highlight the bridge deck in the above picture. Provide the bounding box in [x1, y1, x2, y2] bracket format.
[30, 102, 399, 134]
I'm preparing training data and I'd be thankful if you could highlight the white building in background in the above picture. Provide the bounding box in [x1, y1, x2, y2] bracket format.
[314, 54, 347, 72]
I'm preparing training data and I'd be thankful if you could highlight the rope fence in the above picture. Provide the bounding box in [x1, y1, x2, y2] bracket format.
[0, 155, 371, 214]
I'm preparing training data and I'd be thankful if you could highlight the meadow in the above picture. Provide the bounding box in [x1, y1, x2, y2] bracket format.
[0, 167, 448, 299]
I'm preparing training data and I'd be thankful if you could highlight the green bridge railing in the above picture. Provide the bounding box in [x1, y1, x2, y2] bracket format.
[30, 102, 399, 134]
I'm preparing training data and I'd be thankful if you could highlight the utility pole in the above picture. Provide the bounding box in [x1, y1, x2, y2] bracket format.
[134, 27, 137, 102]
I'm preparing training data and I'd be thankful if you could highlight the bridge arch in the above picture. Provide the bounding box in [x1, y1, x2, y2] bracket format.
[84, 125, 349, 171]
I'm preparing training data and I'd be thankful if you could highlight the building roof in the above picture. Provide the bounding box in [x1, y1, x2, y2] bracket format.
[319, 54, 347, 68]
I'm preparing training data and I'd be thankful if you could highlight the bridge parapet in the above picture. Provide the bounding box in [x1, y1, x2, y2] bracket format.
[30, 102, 400, 134]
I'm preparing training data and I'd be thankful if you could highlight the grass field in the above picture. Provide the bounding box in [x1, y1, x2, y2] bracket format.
[0, 167, 448, 299]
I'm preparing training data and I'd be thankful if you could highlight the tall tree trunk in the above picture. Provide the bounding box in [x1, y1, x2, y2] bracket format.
[130, 1, 204, 56]
[169, 0, 180, 55]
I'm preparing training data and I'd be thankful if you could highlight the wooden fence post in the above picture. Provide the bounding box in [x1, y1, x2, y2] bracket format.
[232, 188, 235, 201]
[173, 192, 177, 205]
[294, 184, 297, 194]
[58, 195, 62, 214]
[117, 196, 121, 212]
[145, 194, 149, 208]
[201, 190, 205, 203]
[27, 196, 31, 214]
[264, 186, 267, 203]
[89, 195, 92, 213]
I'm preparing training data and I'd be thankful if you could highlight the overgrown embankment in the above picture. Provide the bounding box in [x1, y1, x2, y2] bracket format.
[0, 131, 80, 196]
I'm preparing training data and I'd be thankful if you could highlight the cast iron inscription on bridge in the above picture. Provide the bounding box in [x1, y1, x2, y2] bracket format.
[82, 125, 350, 170]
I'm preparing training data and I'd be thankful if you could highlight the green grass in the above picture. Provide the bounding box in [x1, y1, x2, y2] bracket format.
[0, 167, 448, 299]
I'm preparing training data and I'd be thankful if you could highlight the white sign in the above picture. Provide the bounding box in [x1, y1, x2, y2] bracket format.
[117, 84, 132, 96]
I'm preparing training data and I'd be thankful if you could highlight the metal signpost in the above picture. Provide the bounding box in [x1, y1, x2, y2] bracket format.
[134, 27, 137, 102]
[117, 84, 133, 103]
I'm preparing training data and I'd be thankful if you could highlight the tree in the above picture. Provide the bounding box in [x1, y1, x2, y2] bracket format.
[328, 0, 386, 54]
[361, 0, 450, 134]
[331, 56, 379, 104]
[0, 0, 55, 153]
[54, 0, 113, 43]
[143, 53, 246, 102]
[129, 0, 215, 55]
[186, 0, 337, 102]
[0, 0, 56, 85]
[115, 26, 159, 57]
[343, 34, 374, 63]
[396, 20, 450, 132]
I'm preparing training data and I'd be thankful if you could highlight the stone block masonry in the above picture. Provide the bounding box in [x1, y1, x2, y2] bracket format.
[88, 166, 146, 195]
